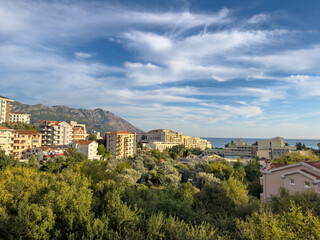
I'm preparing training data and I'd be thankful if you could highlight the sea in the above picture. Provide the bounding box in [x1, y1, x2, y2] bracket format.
[202, 138, 320, 149]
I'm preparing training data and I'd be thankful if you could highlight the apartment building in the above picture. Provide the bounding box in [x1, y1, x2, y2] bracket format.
[0, 126, 14, 155]
[34, 120, 72, 146]
[70, 121, 88, 141]
[13, 130, 42, 159]
[70, 140, 100, 160]
[257, 136, 296, 160]
[106, 131, 136, 159]
[145, 142, 179, 152]
[10, 112, 31, 124]
[260, 161, 320, 201]
[138, 129, 183, 144]
[224, 138, 257, 158]
[183, 136, 212, 150]
[0, 95, 14, 123]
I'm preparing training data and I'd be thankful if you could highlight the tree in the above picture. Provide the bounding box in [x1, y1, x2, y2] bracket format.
[88, 134, 97, 141]
[274, 151, 319, 165]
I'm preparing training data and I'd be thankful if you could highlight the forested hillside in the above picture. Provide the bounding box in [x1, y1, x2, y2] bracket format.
[0, 148, 319, 239]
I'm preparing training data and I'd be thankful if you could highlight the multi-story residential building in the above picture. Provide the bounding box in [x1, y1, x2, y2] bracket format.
[0, 95, 14, 123]
[183, 136, 212, 150]
[70, 140, 100, 160]
[145, 142, 179, 152]
[0, 126, 14, 155]
[138, 129, 183, 144]
[13, 130, 42, 159]
[70, 121, 88, 141]
[10, 112, 31, 124]
[106, 131, 136, 159]
[257, 136, 296, 160]
[34, 120, 72, 146]
[204, 148, 225, 157]
[224, 138, 257, 158]
[260, 161, 320, 201]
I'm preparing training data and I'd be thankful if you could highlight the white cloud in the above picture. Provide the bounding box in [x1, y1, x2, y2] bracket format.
[75, 52, 93, 59]
[248, 13, 269, 24]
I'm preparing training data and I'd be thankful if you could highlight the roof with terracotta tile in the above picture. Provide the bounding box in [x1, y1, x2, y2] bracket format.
[13, 130, 40, 135]
[306, 161, 320, 170]
[74, 140, 95, 145]
[301, 169, 320, 179]
[108, 131, 134, 134]
[269, 162, 286, 169]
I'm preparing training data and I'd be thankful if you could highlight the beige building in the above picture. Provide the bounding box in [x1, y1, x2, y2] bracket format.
[106, 131, 136, 159]
[0, 126, 14, 155]
[35, 120, 73, 146]
[257, 136, 296, 160]
[145, 142, 179, 152]
[10, 112, 31, 124]
[261, 161, 320, 201]
[13, 130, 42, 159]
[70, 140, 100, 160]
[224, 138, 257, 158]
[0, 95, 14, 123]
[70, 121, 88, 141]
[183, 136, 212, 150]
[138, 129, 183, 144]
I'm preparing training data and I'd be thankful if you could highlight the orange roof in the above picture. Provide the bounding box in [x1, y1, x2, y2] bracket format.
[74, 140, 94, 145]
[108, 131, 134, 135]
[0, 126, 11, 130]
[306, 161, 320, 170]
[13, 130, 40, 135]
[35, 120, 59, 125]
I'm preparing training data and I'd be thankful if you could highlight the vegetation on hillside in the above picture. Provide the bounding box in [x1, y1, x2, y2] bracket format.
[0, 149, 319, 239]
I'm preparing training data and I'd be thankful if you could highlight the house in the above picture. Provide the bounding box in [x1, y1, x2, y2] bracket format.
[260, 161, 320, 201]
[22, 146, 67, 161]
[70, 140, 100, 160]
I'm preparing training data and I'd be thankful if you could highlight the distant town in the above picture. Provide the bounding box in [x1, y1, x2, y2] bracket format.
[1, 94, 320, 203]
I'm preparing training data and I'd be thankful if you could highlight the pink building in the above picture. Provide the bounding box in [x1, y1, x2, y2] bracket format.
[260, 161, 320, 201]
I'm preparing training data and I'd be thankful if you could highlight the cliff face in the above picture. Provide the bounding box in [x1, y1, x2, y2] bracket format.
[11, 102, 144, 134]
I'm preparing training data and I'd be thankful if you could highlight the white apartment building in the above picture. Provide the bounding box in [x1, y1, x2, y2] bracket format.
[106, 131, 136, 159]
[0, 95, 14, 123]
[0, 126, 14, 155]
[70, 140, 100, 160]
[35, 120, 72, 146]
[70, 121, 88, 141]
[10, 112, 31, 124]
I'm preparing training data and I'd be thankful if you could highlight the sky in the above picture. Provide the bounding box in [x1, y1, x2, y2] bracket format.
[1, 0, 320, 139]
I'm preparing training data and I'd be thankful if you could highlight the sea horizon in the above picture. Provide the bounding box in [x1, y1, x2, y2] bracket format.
[202, 137, 320, 149]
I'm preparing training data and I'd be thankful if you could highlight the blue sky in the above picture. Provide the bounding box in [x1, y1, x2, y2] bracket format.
[1, 0, 320, 138]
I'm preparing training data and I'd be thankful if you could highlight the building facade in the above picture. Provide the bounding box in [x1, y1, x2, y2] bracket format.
[183, 136, 212, 150]
[22, 146, 67, 161]
[10, 112, 31, 124]
[70, 140, 100, 160]
[257, 136, 296, 160]
[70, 121, 88, 141]
[13, 130, 42, 159]
[106, 131, 136, 159]
[35, 120, 72, 146]
[260, 161, 320, 201]
[138, 129, 183, 144]
[224, 138, 257, 158]
[0, 126, 14, 155]
[0, 95, 14, 123]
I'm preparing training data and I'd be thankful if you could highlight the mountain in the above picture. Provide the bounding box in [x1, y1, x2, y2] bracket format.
[11, 102, 144, 134]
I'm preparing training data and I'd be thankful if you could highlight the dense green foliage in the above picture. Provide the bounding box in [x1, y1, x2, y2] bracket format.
[274, 151, 319, 164]
[0, 150, 319, 239]
[0, 122, 38, 131]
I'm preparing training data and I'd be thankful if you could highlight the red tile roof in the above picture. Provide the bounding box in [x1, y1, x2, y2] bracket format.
[13, 130, 40, 135]
[301, 169, 320, 179]
[74, 140, 94, 145]
[269, 162, 286, 169]
[306, 161, 320, 170]
[108, 131, 134, 134]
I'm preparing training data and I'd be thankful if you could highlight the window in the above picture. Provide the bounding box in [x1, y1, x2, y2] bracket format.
[290, 178, 295, 185]
[305, 181, 311, 188]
